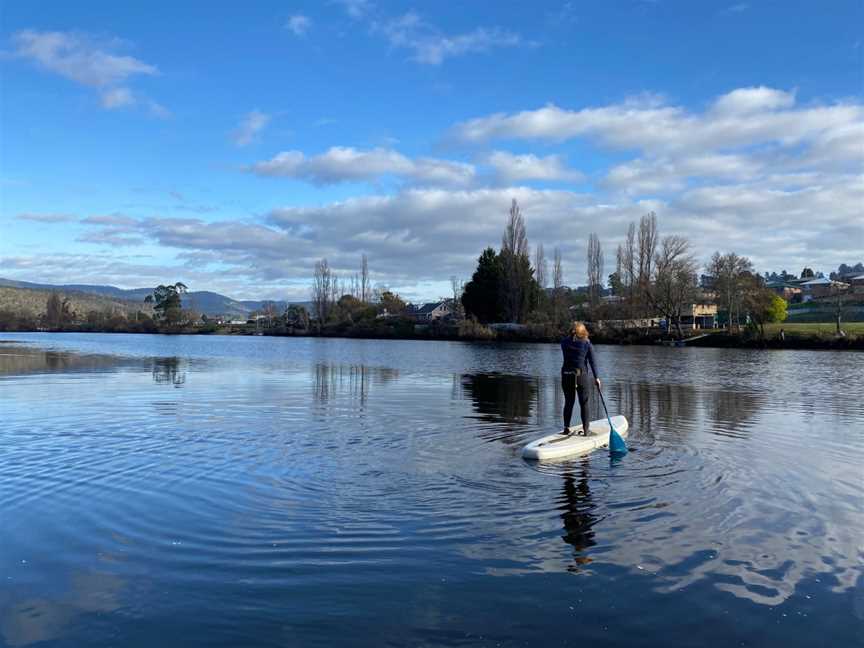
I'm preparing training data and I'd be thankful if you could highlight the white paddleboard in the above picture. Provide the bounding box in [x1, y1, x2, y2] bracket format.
[522, 415, 629, 461]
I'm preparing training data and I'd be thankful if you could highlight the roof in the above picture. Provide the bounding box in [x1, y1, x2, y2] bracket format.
[416, 301, 448, 314]
[801, 277, 831, 285]
[851, 274, 864, 281]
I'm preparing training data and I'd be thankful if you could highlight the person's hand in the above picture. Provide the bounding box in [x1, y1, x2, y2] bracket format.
[595, 378, 602, 389]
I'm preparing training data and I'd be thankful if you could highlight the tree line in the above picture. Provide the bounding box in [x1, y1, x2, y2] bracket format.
[457, 203, 790, 340]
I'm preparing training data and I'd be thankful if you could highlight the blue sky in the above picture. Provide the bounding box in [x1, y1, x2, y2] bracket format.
[1, 0, 862, 301]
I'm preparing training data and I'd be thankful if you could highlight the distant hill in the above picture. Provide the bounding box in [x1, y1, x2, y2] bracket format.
[0, 285, 152, 319]
[0, 278, 298, 318]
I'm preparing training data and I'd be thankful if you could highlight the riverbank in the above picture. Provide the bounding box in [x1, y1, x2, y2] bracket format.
[5, 322, 860, 350]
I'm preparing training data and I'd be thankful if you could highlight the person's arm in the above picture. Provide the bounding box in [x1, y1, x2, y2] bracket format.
[587, 342, 600, 386]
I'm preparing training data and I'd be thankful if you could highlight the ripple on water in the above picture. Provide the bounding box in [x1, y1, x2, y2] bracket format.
[1, 338, 862, 647]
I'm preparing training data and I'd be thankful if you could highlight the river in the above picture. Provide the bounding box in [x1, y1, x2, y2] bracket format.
[1, 333, 861, 647]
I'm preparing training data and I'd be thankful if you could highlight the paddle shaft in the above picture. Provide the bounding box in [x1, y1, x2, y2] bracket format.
[597, 385, 613, 425]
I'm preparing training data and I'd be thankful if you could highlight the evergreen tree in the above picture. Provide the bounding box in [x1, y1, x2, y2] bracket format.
[462, 248, 505, 323]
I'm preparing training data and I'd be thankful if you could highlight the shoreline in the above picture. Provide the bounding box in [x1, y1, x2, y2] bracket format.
[2, 326, 861, 351]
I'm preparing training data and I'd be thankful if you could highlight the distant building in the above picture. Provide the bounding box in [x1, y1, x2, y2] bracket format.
[415, 301, 452, 321]
[597, 301, 717, 332]
[680, 302, 718, 330]
[766, 281, 803, 301]
[850, 275, 864, 295]
[800, 277, 848, 301]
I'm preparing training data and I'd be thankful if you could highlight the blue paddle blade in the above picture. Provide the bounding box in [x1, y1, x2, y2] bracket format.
[609, 425, 628, 455]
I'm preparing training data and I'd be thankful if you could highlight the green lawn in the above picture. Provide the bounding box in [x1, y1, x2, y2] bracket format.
[699, 323, 864, 338]
[764, 322, 864, 337]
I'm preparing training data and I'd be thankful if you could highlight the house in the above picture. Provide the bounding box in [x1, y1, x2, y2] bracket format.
[850, 275, 864, 295]
[596, 317, 663, 330]
[766, 281, 803, 301]
[415, 301, 452, 321]
[597, 301, 717, 332]
[679, 302, 718, 330]
[800, 277, 849, 301]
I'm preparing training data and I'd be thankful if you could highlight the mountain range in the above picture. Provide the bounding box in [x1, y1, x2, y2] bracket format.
[0, 278, 296, 318]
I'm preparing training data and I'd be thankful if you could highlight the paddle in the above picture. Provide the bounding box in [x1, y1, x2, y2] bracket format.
[597, 385, 628, 455]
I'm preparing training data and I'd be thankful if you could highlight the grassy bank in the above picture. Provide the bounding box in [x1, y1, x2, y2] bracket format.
[762, 322, 864, 337]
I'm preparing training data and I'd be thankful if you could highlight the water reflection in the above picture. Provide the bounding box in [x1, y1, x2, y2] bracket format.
[0, 345, 130, 376]
[312, 362, 399, 405]
[0, 570, 125, 647]
[460, 373, 538, 423]
[707, 389, 762, 436]
[559, 466, 597, 571]
[152, 357, 186, 387]
[1, 336, 861, 646]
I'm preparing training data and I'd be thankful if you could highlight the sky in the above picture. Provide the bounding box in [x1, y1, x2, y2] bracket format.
[1, 0, 862, 302]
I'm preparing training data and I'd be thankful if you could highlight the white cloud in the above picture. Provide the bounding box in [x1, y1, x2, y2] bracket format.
[449, 88, 863, 159]
[27, 166, 864, 301]
[604, 154, 762, 194]
[16, 212, 77, 223]
[12, 30, 163, 113]
[232, 110, 271, 147]
[147, 100, 171, 119]
[334, 0, 373, 19]
[12, 30, 157, 86]
[485, 151, 584, 183]
[710, 86, 795, 115]
[100, 87, 135, 109]
[250, 147, 476, 186]
[286, 14, 311, 36]
[373, 12, 525, 65]
[10, 84, 862, 301]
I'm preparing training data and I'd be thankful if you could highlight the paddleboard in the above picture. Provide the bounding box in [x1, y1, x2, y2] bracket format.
[522, 415, 629, 461]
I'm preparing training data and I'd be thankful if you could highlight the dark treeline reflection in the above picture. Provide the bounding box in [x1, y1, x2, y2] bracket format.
[456, 372, 765, 447]
[611, 381, 763, 441]
[460, 373, 540, 424]
[152, 357, 186, 387]
[313, 363, 399, 405]
[706, 390, 762, 436]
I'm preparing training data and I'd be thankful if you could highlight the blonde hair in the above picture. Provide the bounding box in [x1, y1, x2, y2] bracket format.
[570, 321, 589, 340]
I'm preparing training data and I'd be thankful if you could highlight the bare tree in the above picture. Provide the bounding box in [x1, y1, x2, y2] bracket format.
[45, 292, 73, 328]
[637, 212, 658, 290]
[311, 258, 334, 327]
[450, 275, 464, 319]
[648, 236, 699, 338]
[587, 233, 604, 308]
[534, 243, 547, 310]
[534, 243, 547, 289]
[262, 301, 278, 329]
[552, 246, 564, 326]
[360, 254, 370, 303]
[500, 199, 531, 322]
[613, 213, 657, 325]
[332, 276, 342, 310]
[350, 273, 359, 300]
[707, 252, 754, 332]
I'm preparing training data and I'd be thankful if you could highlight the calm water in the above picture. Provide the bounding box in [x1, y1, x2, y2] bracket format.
[1, 333, 862, 647]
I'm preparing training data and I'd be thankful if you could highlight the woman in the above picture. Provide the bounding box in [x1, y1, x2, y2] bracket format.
[560, 322, 601, 436]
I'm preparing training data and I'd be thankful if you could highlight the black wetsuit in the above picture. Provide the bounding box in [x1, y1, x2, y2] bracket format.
[560, 337, 598, 433]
